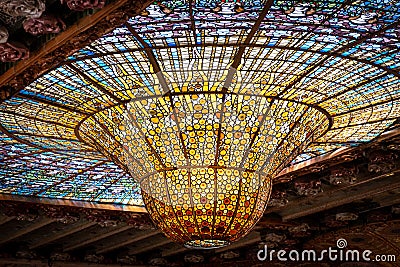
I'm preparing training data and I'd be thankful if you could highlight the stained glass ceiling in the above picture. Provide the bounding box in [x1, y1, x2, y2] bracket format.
[0, 0, 400, 208]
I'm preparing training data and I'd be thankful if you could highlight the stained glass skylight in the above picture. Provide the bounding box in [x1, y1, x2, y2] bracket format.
[0, 0, 399, 211]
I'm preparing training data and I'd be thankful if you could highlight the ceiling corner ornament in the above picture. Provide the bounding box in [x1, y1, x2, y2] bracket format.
[0, 26, 9, 44]
[60, 0, 106, 11]
[23, 14, 66, 35]
[0, 42, 29, 62]
[1, 0, 45, 18]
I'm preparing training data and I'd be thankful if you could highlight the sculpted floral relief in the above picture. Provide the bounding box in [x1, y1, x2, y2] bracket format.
[1, 0, 45, 18]
[329, 164, 358, 185]
[367, 149, 399, 173]
[23, 15, 66, 35]
[0, 42, 30, 62]
[0, 26, 9, 44]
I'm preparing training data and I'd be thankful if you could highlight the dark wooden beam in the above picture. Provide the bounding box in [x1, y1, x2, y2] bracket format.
[29, 221, 97, 249]
[96, 230, 160, 254]
[0, 217, 54, 245]
[0, 215, 15, 226]
[129, 238, 172, 255]
[63, 225, 133, 252]
[359, 187, 400, 214]
[161, 244, 188, 257]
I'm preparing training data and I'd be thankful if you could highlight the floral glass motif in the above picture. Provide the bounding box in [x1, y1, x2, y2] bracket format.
[0, 0, 399, 248]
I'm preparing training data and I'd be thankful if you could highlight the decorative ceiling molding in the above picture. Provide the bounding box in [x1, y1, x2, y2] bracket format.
[0, 200, 151, 226]
[0, 194, 147, 212]
[0, 26, 8, 44]
[0, 0, 153, 100]
[0, 42, 30, 62]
